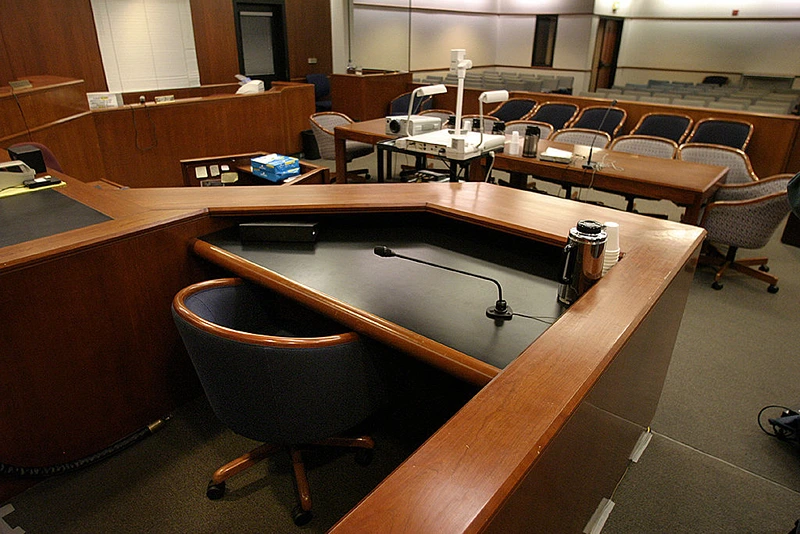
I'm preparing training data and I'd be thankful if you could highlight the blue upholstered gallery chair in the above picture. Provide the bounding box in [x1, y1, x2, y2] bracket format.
[172, 278, 384, 526]
[685, 117, 754, 150]
[487, 98, 537, 122]
[306, 73, 331, 112]
[568, 105, 627, 137]
[698, 176, 793, 293]
[629, 112, 693, 144]
[527, 101, 579, 131]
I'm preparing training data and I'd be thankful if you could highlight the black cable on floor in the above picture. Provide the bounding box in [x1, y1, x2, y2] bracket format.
[0, 417, 168, 478]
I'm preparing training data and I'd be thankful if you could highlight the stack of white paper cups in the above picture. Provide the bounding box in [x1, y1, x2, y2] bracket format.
[603, 222, 620, 275]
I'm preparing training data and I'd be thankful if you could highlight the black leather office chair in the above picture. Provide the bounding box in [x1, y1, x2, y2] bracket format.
[630, 112, 693, 144]
[527, 102, 580, 131]
[172, 278, 384, 526]
[306, 73, 332, 112]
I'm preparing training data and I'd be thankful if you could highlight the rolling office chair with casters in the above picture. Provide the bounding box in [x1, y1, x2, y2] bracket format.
[568, 105, 627, 138]
[309, 112, 373, 182]
[609, 135, 678, 159]
[460, 114, 502, 133]
[609, 135, 680, 216]
[698, 175, 793, 293]
[172, 278, 384, 526]
[504, 120, 553, 140]
[487, 98, 537, 122]
[677, 143, 759, 184]
[629, 112, 694, 144]
[526, 101, 580, 131]
[685, 117, 754, 150]
[306, 73, 331, 112]
[550, 128, 611, 149]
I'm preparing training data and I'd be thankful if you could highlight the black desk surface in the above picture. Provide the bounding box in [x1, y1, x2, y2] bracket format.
[201, 213, 565, 370]
[1, 188, 111, 248]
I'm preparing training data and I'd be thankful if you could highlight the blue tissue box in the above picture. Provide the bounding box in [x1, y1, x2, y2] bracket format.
[251, 154, 300, 183]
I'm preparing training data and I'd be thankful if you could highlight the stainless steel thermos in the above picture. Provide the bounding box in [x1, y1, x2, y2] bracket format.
[522, 125, 540, 158]
[557, 220, 607, 306]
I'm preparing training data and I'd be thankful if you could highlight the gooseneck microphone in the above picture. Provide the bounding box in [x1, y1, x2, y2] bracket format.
[582, 99, 617, 170]
[373, 246, 513, 320]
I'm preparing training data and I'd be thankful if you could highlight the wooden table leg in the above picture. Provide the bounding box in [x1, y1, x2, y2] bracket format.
[334, 132, 347, 184]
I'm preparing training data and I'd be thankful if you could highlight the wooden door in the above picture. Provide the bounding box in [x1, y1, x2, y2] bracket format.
[591, 18, 623, 91]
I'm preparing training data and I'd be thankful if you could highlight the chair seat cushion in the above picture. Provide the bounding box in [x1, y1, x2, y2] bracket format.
[346, 140, 374, 160]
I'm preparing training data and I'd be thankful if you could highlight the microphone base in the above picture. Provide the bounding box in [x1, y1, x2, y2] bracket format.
[582, 162, 597, 170]
[486, 304, 513, 321]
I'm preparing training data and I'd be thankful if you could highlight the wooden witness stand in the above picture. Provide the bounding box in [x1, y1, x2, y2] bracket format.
[2, 170, 704, 531]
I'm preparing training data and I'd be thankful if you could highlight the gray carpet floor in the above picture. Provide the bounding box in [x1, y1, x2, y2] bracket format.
[3, 172, 799, 532]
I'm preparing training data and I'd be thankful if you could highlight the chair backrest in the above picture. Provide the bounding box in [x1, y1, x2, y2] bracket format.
[419, 109, 454, 127]
[686, 118, 754, 150]
[309, 112, 353, 160]
[505, 120, 553, 140]
[713, 174, 795, 201]
[528, 102, 579, 131]
[172, 278, 382, 445]
[569, 105, 627, 137]
[630, 112, 693, 143]
[702, 75, 729, 87]
[305, 73, 330, 100]
[462, 115, 501, 133]
[701, 185, 791, 250]
[677, 143, 757, 184]
[389, 91, 432, 115]
[609, 135, 678, 159]
[8, 142, 63, 172]
[550, 128, 611, 148]
[488, 98, 537, 122]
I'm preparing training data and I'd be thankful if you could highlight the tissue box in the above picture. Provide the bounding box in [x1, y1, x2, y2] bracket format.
[251, 154, 300, 183]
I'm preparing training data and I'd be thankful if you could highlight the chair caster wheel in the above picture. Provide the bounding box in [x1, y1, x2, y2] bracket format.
[206, 480, 226, 500]
[768, 285, 779, 293]
[759, 264, 770, 272]
[292, 506, 313, 526]
[711, 281, 723, 290]
[355, 448, 374, 466]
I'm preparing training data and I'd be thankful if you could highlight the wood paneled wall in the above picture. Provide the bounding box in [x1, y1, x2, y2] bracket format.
[285, 0, 334, 80]
[93, 83, 315, 188]
[0, 0, 108, 92]
[189, 0, 241, 85]
[0, 0, 333, 90]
